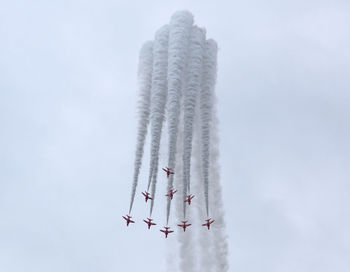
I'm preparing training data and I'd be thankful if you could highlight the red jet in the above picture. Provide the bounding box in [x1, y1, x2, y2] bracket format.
[202, 218, 215, 230]
[160, 226, 174, 238]
[143, 218, 156, 229]
[142, 191, 153, 202]
[162, 167, 174, 178]
[184, 194, 195, 205]
[122, 215, 135, 226]
[177, 221, 191, 232]
[165, 189, 177, 200]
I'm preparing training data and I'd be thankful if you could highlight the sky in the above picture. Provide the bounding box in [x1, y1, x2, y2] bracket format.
[1, 0, 349, 271]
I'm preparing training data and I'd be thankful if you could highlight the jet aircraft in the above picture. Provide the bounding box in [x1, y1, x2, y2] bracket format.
[162, 167, 174, 178]
[122, 215, 135, 226]
[165, 189, 177, 200]
[202, 218, 215, 230]
[184, 194, 195, 205]
[142, 191, 153, 202]
[160, 226, 174, 238]
[177, 221, 191, 232]
[143, 218, 156, 229]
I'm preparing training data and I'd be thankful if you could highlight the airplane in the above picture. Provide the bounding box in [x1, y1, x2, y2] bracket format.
[202, 218, 215, 230]
[122, 215, 135, 226]
[165, 189, 177, 200]
[160, 226, 174, 238]
[162, 167, 174, 178]
[143, 218, 156, 229]
[177, 221, 191, 232]
[142, 191, 153, 202]
[184, 194, 195, 205]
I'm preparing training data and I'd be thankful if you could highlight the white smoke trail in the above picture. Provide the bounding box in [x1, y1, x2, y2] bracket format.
[128, 10, 228, 271]
[178, 219, 195, 272]
[199, 39, 217, 216]
[166, 10, 193, 224]
[148, 25, 169, 216]
[182, 26, 205, 218]
[193, 92, 214, 272]
[209, 39, 229, 271]
[174, 107, 196, 272]
[129, 41, 153, 214]
[210, 117, 229, 272]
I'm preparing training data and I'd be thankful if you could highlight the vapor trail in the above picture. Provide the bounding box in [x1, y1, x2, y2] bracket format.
[182, 26, 205, 218]
[209, 41, 229, 270]
[127, 10, 228, 271]
[166, 10, 193, 224]
[193, 100, 214, 272]
[178, 215, 195, 272]
[199, 39, 218, 216]
[148, 25, 169, 216]
[210, 116, 229, 272]
[174, 112, 196, 272]
[128, 41, 153, 214]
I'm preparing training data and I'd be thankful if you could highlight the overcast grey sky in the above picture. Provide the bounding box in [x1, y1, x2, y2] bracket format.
[1, 0, 349, 271]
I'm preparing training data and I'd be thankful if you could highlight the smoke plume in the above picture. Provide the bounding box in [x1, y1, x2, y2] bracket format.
[128, 11, 228, 272]
[129, 41, 153, 214]
[148, 25, 169, 216]
[166, 10, 193, 224]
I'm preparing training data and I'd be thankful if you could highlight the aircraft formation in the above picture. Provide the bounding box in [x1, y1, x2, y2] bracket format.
[124, 11, 221, 250]
[123, 167, 214, 238]
[124, 11, 228, 269]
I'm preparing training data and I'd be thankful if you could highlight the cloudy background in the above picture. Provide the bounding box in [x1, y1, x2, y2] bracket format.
[1, 0, 349, 271]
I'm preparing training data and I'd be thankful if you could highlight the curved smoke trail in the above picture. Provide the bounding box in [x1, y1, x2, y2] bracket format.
[166, 11, 193, 224]
[199, 39, 217, 216]
[148, 25, 169, 216]
[182, 26, 205, 218]
[128, 41, 153, 214]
